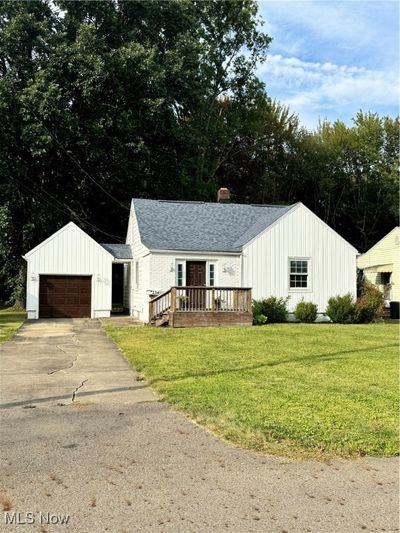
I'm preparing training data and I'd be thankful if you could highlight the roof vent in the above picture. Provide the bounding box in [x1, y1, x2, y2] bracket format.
[217, 187, 230, 203]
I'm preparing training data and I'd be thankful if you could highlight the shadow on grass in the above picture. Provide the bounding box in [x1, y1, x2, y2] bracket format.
[147, 343, 397, 384]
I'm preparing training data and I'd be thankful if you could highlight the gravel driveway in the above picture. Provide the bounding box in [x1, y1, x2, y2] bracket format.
[0, 320, 398, 532]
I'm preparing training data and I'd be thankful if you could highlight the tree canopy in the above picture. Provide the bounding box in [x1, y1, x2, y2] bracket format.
[0, 0, 398, 304]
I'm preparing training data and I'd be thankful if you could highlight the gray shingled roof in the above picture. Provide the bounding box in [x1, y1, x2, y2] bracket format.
[100, 243, 133, 259]
[132, 199, 295, 252]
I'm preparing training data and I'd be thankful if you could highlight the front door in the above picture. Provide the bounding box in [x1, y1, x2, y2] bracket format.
[186, 261, 206, 310]
[186, 261, 206, 286]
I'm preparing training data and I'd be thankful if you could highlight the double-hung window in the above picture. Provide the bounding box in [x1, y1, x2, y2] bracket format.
[289, 259, 309, 289]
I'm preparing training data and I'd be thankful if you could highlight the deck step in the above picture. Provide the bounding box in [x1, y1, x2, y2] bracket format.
[152, 312, 170, 327]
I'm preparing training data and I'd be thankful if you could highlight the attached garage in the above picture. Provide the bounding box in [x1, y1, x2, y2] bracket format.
[24, 222, 115, 319]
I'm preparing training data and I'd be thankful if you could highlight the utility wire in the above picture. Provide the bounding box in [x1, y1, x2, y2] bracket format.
[16, 177, 126, 243]
[28, 107, 131, 213]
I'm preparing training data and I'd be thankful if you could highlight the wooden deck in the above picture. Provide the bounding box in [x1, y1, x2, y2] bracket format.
[149, 287, 252, 327]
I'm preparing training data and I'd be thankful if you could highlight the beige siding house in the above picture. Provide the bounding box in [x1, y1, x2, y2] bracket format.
[357, 227, 400, 302]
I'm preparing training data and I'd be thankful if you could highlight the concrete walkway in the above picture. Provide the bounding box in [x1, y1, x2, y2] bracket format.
[0, 320, 398, 532]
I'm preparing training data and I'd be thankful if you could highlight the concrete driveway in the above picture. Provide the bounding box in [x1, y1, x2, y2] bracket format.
[0, 320, 398, 532]
[0, 319, 155, 409]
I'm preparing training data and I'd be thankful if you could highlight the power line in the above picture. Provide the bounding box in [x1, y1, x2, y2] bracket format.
[23, 180, 125, 243]
[16, 177, 126, 243]
[27, 106, 131, 213]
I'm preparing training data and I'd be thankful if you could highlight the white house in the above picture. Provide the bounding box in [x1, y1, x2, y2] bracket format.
[23, 223, 132, 319]
[24, 189, 357, 324]
[357, 227, 400, 303]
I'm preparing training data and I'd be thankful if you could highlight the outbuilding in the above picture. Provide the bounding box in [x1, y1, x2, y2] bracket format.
[23, 222, 131, 319]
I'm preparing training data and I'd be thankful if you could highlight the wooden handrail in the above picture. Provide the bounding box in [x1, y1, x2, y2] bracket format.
[171, 286, 252, 290]
[149, 288, 172, 321]
[149, 287, 252, 322]
[149, 288, 172, 303]
[173, 287, 252, 313]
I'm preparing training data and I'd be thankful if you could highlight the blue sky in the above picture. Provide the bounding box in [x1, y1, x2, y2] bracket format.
[256, 0, 399, 129]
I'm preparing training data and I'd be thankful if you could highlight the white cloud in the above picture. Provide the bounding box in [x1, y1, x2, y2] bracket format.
[259, 0, 399, 70]
[258, 54, 399, 127]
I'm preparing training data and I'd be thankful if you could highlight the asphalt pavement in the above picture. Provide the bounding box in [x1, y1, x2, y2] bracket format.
[0, 319, 398, 532]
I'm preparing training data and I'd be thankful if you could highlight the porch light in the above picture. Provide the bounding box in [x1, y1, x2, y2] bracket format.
[170, 262, 175, 272]
[30, 273, 38, 282]
[222, 264, 234, 275]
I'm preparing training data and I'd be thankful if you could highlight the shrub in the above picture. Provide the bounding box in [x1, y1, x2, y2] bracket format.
[252, 296, 289, 324]
[357, 281, 384, 323]
[326, 294, 359, 324]
[294, 300, 318, 322]
[253, 313, 268, 325]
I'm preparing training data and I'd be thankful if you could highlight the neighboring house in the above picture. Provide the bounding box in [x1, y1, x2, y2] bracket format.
[357, 227, 400, 303]
[24, 189, 357, 325]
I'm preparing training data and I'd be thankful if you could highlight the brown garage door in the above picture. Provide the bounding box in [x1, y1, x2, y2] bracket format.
[39, 275, 91, 318]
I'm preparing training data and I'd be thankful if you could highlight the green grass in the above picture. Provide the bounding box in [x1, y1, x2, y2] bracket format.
[104, 323, 399, 458]
[0, 306, 26, 344]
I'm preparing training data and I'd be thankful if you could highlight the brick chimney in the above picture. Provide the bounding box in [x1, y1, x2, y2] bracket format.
[217, 187, 230, 203]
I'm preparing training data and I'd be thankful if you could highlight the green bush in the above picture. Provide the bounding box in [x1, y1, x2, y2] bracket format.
[294, 299, 318, 322]
[253, 313, 268, 325]
[326, 294, 359, 324]
[252, 296, 289, 324]
[357, 281, 384, 323]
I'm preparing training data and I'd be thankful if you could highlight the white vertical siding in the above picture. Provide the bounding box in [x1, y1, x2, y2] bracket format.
[25, 223, 113, 319]
[243, 204, 357, 313]
[123, 263, 131, 309]
[125, 203, 151, 320]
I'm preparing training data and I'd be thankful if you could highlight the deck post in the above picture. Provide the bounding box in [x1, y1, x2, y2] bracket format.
[171, 287, 177, 312]
[247, 289, 252, 312]
[211, 288, 215, 311]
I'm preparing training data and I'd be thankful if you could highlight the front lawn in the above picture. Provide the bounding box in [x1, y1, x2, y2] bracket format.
[105, 323, 399, 458]
[0, 306, 26, 344]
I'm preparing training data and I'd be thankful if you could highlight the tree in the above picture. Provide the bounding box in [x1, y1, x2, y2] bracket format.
[0, 0, 271, 303]
[292, 113, 399, 251]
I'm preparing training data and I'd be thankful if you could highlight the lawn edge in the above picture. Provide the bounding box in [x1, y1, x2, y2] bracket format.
[103, 324, 399, 461]
[0, 309, 27, 345]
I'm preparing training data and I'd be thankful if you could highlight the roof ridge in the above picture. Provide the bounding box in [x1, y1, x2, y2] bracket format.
[132, 198, 292, 208]
[132, 199, 298, 253]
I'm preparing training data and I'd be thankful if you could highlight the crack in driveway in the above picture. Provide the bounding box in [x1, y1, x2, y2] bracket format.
[48, 336, 80, 375]
[71, 379, 88, 402]
[48, 353, 79, 375]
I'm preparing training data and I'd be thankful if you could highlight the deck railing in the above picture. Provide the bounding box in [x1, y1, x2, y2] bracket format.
[149, 287, 252, 322]
[173, 286, 252, 313]
[148, 289, 171, 321]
